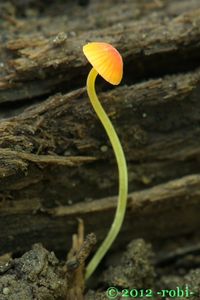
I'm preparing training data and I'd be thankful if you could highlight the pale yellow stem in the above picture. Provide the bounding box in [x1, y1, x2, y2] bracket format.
[85, 68, 128, 280]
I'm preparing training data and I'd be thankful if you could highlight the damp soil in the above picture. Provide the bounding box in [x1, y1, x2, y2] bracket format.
[1, 237, 200, 299]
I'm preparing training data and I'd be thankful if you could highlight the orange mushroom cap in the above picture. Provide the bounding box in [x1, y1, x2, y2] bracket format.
[83, 42, 123, 85]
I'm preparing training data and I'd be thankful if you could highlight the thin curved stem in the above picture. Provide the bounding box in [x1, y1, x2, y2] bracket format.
[85, 68, 128, 280]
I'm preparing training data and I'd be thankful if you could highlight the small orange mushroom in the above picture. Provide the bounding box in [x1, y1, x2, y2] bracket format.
[83, 42, 123, 85]
[83, 42, 128, 280]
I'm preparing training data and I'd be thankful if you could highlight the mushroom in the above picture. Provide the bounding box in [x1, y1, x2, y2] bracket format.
[83, 42, 128, 280]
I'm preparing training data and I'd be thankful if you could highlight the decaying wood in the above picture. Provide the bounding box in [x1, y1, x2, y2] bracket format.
[0, 0, 200, 282]
[52, 174, 200, 247]
[1, 3, 200, 103]
[0, 66, 200, 254]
